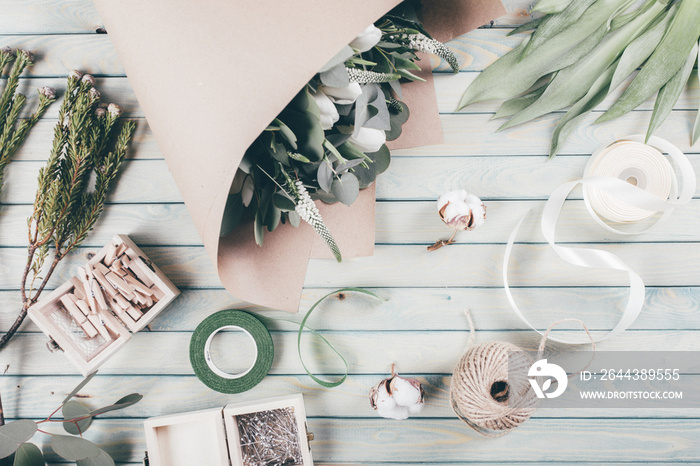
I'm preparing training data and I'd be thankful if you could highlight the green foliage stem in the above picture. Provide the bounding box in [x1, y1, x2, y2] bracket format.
[0, 71, 135, 351]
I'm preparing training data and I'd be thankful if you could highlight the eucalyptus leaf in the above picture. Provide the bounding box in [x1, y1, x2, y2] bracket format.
[318, 45, 354, 73]
[271, 119, 297, 150]
[12, 443, 43, 466]
[336, 158, 366, 174]
[319, 64, 350, 87]
[264, 205, 281, 232]
[50, 435, 100, 461]
[288, 211, 301, 227]
[331, 173, 360, 206]
[62, 401, 93, 435]
[317, 161, 334, 193]
[89, 393, 143, 417]
[76, 450, 114, 466]
[0, 420, 37, 458]
[220, 193, 244, 237]
[362, 88, 391, 131]
[273, 192, 297, 211]
[63, 373, 98, 404]
[366, 145, 391, 175]
[254, 212, 265, 247]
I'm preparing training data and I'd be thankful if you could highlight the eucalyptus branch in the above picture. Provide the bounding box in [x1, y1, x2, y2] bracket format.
[0, 374, 142, 463]
[0, 71, 135, 351]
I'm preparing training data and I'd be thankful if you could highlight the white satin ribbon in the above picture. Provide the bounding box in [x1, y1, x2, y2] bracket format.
[504, 135, 696, 344]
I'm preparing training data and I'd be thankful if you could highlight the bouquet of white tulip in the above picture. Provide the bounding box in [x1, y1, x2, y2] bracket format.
[220, 2, 457, 261]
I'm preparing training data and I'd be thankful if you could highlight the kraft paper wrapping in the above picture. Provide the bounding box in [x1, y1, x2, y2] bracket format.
[93, 0, 505, 311]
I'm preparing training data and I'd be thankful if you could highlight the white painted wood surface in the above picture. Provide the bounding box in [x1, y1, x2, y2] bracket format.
[2, 0, 700, 464]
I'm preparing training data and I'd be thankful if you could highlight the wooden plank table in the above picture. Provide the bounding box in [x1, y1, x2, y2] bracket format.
[2, 0, 699, 463]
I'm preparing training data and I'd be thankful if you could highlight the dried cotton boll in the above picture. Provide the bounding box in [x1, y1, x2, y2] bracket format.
[428, 189, 486, 251]
[369, 364, 425, 420]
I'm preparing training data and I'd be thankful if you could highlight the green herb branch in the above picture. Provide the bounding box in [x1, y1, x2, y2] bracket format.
[0, 70, 135, 351]
[0, 48, 57, 197]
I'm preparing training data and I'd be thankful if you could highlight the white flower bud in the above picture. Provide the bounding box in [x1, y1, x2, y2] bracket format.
[39, 86, 55, 100]
[350, 24, 382, 53]
[0, 47, 12, 57]
[311, 89, 339, 130]
[107, 103, 122, 117]
[437, 190, 486, 231]
[95, 107, 106, 118]
[81, 74, 96, 86]
[348, 127, 385, 153]
[69, 70, 83, 81]
[320, 83, 362, 105]
[89, 87, 101, 100]
[18, 50, 34, 63]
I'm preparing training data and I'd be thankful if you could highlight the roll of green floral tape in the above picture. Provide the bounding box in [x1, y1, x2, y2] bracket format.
[190, 310, 274, 394]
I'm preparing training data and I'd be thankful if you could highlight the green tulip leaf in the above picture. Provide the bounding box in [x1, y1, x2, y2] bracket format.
[62, 401, 93, 435]
[0, 421, 37, 459]
[76, 450, 115, 466]
[51, 435, 100, 461]
[12, 443, 44, 466]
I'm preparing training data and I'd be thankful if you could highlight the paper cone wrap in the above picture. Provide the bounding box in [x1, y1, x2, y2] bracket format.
[93, 0, 504, 311]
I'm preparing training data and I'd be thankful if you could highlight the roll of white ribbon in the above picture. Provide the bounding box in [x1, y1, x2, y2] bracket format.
[504, 135, 696, 344]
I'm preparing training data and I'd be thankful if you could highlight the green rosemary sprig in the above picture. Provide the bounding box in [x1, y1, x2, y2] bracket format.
[0, 70, 135, 351]
[0, 48, 57, 198]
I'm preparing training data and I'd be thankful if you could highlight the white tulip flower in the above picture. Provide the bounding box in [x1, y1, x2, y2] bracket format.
[350, 24, 382, 53]
[320, 82, 362, 105]
[311, 89, 339, 130]
[348, 127, 386, 153]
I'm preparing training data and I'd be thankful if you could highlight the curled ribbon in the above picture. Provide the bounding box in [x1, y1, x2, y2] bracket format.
[504, 135, 696, 344]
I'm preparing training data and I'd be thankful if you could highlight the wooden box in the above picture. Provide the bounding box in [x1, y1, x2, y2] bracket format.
[27, 235, 180, 375]
[144, 394, 314, 466]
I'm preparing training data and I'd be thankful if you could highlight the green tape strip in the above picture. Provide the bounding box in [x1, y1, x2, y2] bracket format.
[189, 310, 274, 394]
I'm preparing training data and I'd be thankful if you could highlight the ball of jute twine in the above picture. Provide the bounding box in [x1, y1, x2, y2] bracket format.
[450, 311, 595, 437]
